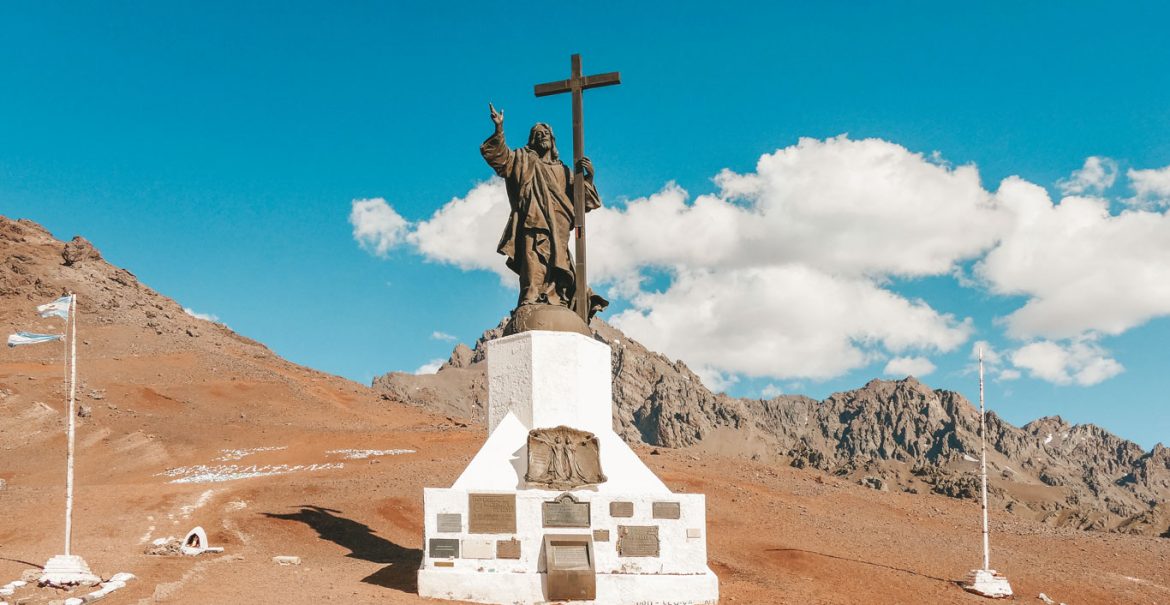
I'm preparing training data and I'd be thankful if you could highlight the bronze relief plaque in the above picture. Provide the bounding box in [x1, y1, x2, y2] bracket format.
[468, 493, 516, 534]
[652, 501, 681, 520]
[617, 525, 659, 557]
[497, 538, 521, 559]
[436, 513, 462, 533]
[609, 501, 633, 517]
[592, 529, 610, 542]
[525, 426, 607, 490]
[542, 493, 591, 528]
[428, 538, 460, 559]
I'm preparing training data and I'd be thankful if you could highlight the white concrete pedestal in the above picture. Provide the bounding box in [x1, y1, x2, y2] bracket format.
[39, 554, 100, 587]
[963, 569, 1013, 598]
[417, 330, 719, 605]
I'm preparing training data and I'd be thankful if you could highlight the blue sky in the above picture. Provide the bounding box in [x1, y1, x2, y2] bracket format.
[2, 2, 1169, 448]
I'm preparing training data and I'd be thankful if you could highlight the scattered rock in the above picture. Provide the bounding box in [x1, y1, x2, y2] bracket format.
[860, 476, 888, 491]
[145, 537, 184, 556]
[1038, 593, 1056, 604]
[273, 555, 301, 566]
[77, 405, 91, 418]
[61, 236, 101, 266]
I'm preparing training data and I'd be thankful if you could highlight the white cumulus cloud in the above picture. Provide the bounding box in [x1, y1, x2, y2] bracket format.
[413, 358, 445, 375]
[760, 383, 784, 398]
[350, 198, 409, 257]
[1010, 338, 1123, 386]
[883, 356, 937, 377]
[353, 144, 1169, 390]
[1127, 164, 1170, 208]
[431, 331, 457, 342]
[977, 177, 1170, 339]
[407, 179, 512, 279]
[610, 266, 970, 381]
[1057, 156, 1117, 195]
[183, 308, 219, 322]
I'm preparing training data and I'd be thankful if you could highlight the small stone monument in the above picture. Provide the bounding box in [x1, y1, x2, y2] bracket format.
[415, 54, 718, 605]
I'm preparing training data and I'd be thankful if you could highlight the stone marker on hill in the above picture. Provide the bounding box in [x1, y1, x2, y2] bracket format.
[415, 54, 719, 605]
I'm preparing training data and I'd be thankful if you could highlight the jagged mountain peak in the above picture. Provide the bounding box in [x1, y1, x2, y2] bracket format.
[373, 315, 1170, 537]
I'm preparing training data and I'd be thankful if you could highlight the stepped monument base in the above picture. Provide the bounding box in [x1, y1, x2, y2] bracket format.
[417, 330, 719, 605]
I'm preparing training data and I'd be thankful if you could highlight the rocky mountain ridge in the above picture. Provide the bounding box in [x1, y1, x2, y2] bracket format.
[374, 319, 1170, 537]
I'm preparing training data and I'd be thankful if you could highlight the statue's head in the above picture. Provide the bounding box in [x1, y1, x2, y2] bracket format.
[527, 123, 558, 160]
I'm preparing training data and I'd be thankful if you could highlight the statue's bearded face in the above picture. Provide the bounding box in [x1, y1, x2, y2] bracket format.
[531, 127, 551, 152]
[528, 124, 555, 156]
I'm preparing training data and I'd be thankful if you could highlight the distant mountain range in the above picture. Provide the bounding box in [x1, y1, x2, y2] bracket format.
[375, 316, 1170, 538]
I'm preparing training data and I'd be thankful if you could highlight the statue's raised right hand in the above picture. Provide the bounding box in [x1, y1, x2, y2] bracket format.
[489, 103, 504, 128]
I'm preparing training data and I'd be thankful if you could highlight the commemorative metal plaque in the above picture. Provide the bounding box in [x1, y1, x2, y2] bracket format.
[550, 543, 591, 570]
[436, 513, 462, 533]
[428, 538, 460, 559]
[609, 501, 633, 517]
[592, 529, 610, 542]
[617, 525, 659, 557]
[652, 501, 681, 520]
[543, 534, 597, 601]
[462, 538, 494, 559]
[497, 538, 522, 559]
[542, 493, 591, 528]
[468, 493, 517, 533]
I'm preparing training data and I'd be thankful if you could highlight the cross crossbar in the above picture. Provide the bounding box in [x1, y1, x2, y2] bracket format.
[533, 72, 622, 97]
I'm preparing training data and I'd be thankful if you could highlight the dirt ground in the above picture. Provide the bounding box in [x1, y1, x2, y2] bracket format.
[2, 323, 1170, 605]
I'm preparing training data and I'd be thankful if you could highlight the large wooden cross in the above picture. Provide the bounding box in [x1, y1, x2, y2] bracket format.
[534, 54, 620, 323]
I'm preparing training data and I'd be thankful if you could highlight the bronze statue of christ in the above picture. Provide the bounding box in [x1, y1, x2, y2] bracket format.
[480, 103, 608, 325]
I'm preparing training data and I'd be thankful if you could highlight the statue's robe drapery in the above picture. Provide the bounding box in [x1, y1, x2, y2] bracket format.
[481, 129, 606, 314]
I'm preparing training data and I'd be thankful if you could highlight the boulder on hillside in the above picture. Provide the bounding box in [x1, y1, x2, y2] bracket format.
[62, 236, 102, 266]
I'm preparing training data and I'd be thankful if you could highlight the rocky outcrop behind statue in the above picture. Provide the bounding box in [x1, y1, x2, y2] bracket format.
[372, 315, 1170, 537]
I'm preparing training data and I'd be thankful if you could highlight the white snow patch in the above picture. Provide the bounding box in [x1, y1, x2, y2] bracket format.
[138, 525, 156, 544]
[216, 446, 287, 461]
[962, 454, 979, 463]
[159, 463, 344, 484]
[1043, 433, 1053, 445]
[326, 448, 416, 460]
[178, 489, 217, 519]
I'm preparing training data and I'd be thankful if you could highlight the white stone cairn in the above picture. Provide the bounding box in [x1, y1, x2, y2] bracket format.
[417, 330, 719, 604]
[962, 349, 1013, 599]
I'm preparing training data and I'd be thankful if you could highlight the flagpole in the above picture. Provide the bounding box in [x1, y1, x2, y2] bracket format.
[978, 348, 990, 571]
[64, 293, 77, 556]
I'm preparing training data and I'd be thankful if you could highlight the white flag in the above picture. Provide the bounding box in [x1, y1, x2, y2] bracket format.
[7, 332, 64, 347]
[37, 295, 73, 320]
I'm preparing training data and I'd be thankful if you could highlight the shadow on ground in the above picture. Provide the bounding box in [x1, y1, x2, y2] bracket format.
[766, 547, 953, 584]
[264, 505, 421, 593]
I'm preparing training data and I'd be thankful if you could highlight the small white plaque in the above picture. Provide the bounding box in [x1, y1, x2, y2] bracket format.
[462, 538, 494, 559]
[436, 513, 462, 533]
[687, 528, 701, 539]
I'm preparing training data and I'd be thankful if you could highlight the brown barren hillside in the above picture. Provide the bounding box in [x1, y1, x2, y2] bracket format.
[1, 215, 1169, 605]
